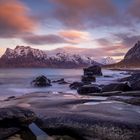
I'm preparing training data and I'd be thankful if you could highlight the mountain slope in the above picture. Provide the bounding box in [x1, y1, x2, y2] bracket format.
[105, 41, 140, 68]
[0, 46, 100, 68]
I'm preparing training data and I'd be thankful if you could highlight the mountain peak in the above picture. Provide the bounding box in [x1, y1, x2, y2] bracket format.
[15, 45, 31, 51]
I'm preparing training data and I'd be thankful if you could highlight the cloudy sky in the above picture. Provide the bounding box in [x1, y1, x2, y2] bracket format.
[0, 0, 140, 61]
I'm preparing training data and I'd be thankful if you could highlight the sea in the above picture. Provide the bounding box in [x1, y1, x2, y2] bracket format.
[0, 68, 130, 100]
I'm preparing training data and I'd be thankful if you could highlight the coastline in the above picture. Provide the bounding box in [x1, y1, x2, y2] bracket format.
[1, 91, 140, 140]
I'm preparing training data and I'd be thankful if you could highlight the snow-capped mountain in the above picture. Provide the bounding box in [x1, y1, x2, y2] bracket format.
[100, 57, 116, 65]
[0, 46, 100, 68]
[2, 46, 48, 60]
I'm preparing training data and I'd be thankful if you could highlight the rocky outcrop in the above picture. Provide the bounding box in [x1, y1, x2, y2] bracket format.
[119, 73, 140, 90]
[31, 75, 51, 87]
[102, 82, 132, 92]
[77, 85, 102, 95]
[0, 107, 36, 139]
[105, 41, 140, 68]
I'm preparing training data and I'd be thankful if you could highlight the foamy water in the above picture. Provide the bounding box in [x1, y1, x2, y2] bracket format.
[0, 68, 130, 100]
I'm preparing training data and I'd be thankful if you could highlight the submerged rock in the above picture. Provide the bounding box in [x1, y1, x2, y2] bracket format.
[31, 75, 51, 87]
[77, 84, 102, 95]
[52, 78, 69, 84]
[102, 82, 132, 92]
[107, 96, 140, 106]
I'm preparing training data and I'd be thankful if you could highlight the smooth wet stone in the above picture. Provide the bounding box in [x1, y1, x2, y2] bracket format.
[2, 93, 140, 140]
[108, 96, 140, 106]
[102, 82, 132, 92]
[35, 101, 140, 140]
[0, 107, 36, 126]
[0, 107, 36, 139]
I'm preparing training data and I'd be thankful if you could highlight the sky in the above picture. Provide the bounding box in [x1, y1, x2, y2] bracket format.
[0, 0, 140, 61]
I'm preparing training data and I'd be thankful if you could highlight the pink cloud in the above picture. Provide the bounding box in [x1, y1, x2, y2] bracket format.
[0, 0, 36, 38]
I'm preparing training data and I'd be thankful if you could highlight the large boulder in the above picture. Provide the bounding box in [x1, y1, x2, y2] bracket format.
[0, 107, 36, 127]
[31, 75, 51, 87]
[102, 82, 132, 92]
[84, 65, 102, 76]
[77, 85, 102, 95]
[81, 75, 96, 83]
[69, 82, 84, 90]
[120, 73, 140, 90]
[0, 107, 36, 139]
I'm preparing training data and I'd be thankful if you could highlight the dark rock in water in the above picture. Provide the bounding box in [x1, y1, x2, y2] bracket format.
[77, 84, 102, 95]
[104, 75, 113, 78]
[52, 78, 69, 84]
[102, 82, 132, 92]
[120, 73, 140, 90]
[84, 65, 102, 76]
[31, 75, 51, 87]
[81, 75, 96, 83]
[69, 82, 84, 90]
[0, 107, 36, 139]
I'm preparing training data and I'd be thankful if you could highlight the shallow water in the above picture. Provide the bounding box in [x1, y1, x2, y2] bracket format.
[0, 68, 129, 99]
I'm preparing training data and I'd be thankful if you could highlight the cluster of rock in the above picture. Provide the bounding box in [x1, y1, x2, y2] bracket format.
[31, 75, 69, 87]
[69, 65, 137, 95]
[31, 66, 140, 96]
[82, 65, 102, 83]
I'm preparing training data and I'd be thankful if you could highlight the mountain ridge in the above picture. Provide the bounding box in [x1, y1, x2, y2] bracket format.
[0, 46, 101, 68]
[105, 41, 140, 68]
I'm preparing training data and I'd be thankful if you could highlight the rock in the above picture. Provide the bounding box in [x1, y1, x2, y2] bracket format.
[107, 96, 140, 106]
[81, 75, 96, 83]
[52, 78, 69, 84]
[84, 65, 102, 76]
[0, 127, 20, 140]
[0, 107, 36, 140]
[31, 75, 51, 87]
[120, 73, 140, 90]
[69, 82, 84, 90]
[0, 107, 36, 127]
[77, 85, 102, 95]
[102, 82, 132, 92]
[104, 75, 113, 78]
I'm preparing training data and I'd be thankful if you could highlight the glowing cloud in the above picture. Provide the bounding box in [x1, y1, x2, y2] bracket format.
[0, 0, 36, 38]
